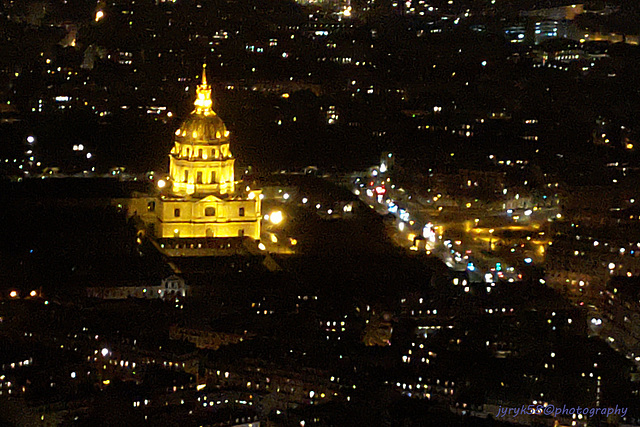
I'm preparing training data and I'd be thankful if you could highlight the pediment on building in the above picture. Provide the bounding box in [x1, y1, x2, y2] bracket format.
[196, 194, 224, 203]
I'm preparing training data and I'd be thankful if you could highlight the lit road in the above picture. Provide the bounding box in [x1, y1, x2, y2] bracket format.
[347, 170, 554, 285]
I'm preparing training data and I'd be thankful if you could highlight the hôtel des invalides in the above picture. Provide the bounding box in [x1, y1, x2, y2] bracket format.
[128, 65, 263, 256]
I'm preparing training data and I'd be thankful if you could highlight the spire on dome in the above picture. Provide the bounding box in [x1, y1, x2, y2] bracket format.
[193, 63, 214, 116]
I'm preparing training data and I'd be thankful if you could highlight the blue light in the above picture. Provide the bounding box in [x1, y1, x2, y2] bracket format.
[467, 263, 476, 272]
[524, 258, 533, 264]
[496, 263, 502, 271]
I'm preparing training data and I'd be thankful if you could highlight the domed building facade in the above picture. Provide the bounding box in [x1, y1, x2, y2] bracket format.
[134, 66, 262, 254]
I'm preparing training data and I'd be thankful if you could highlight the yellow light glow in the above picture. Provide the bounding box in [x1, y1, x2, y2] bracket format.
[102, 379, 110, 385]
[290, 238, 297, 246]
[192, 131, 198, 138]
[175, 129, 180, 136]
[258, 243, 266, 251]
[281, 93, 290, 98]
[30, 290, 37, 297]
[224, 131, 230, 137]
[270, 234, 278, 243]
[95, 10, 104, 22]
[407, 233, 416, 241]
[9, 290, 18, 298]
[269, 211, 284, 225]
[248, 192, 256, 200]
[196, 384, 206, 391]
[157, 180, 166, 188]
[193, 64, 214, 114]
[627, 143, 634, 150]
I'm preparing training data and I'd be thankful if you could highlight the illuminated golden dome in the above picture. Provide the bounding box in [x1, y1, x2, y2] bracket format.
[174, 64, 230, 145]
[176, 115, 229, 144]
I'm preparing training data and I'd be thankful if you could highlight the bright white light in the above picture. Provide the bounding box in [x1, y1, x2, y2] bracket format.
[71, 372, 76, 378]
[101, 348, 109, 357]
[524, 257, 532, 264]
[283, 193, 290, 200]
[380, 162, 387, 173]
[95, 10, 104, 21]
[524, 209, 532, 216]
[608, 263, 615, 270]
[258, 243, 266, 251]
[27, 136, 35, 144]
[398, 222, 405, 231]
[86, 153, 92, 159]
[269, 211, 284, 225]
[302, 197, 308, 204]
[157, 180, 166, 189]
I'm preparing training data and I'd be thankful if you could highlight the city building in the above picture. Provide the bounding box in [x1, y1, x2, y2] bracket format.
[86, 275, 189, 300]
[130, 65, 262, 253]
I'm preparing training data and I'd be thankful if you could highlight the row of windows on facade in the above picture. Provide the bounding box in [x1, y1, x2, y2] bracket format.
[174, 228, 246, 237]
[177, 147, 228, 159]
[147, 202, 244, 218]
[179, 170, 217, 184]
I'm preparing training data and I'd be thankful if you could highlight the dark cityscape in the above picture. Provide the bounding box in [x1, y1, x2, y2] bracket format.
[1, 0, 640, 426]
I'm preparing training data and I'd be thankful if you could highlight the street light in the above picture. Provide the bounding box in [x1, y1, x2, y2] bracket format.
[269, 211, 284, 225]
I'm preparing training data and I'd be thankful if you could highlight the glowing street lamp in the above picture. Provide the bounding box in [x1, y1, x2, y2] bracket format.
[269, 211, 284, 225]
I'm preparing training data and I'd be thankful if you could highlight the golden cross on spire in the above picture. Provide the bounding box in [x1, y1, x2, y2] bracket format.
[193, 63, 214, 115]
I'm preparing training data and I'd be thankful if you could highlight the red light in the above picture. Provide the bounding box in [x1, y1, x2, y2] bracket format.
[375, 186, 386, 195]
